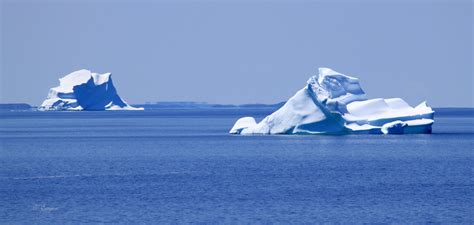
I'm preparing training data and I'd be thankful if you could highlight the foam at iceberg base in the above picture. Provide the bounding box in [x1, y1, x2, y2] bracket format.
[230, 68, 434, 135]
[39, 69, 143, 111]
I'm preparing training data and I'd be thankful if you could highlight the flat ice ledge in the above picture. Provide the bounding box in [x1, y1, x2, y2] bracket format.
[380, 119, 434, 134]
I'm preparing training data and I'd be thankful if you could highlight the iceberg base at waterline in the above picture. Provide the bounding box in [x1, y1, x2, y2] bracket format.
[230, 68, 434, 135]
[39, 69, 143, 111]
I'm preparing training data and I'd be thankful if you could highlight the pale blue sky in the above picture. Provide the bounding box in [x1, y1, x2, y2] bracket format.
[1, 0, 472, 106]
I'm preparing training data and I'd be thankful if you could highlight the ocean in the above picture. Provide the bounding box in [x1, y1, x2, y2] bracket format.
[0, 108, 473, 223]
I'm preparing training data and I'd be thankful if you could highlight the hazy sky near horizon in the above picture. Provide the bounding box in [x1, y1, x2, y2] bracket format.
[1, 0, 472, 107]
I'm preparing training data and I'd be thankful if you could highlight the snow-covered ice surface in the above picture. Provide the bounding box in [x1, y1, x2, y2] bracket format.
[231, 68, 434, 135]
[39, 70, 143, 111]
[230, 117, 257, 134]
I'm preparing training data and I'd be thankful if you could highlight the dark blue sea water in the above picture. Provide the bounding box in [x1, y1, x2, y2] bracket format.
[1, 108, 473, 223]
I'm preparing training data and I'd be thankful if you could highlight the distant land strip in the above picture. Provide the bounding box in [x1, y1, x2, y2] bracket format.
[0, 103, 473, 115]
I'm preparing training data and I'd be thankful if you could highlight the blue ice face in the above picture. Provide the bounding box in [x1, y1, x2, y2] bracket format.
[73, 77, 127, 110]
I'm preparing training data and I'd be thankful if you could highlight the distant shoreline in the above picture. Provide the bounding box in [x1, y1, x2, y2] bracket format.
[0, 102, 286, 111]
[0, 103, 473, 111]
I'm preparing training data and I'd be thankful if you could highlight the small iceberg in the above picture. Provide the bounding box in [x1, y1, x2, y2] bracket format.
[230, 68, 434, 135]
[39, 69, 143, 111]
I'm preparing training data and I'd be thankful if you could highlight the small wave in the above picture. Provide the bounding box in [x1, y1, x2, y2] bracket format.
[3, 171, 193, 180]
[10, 174, 92, 180]
[33, 204, 58, 213]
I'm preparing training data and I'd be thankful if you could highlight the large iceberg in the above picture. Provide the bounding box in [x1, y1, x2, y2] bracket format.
[230, 68, 434, 135]
[39, 69, 143, 111]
